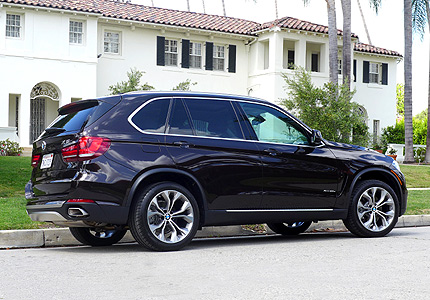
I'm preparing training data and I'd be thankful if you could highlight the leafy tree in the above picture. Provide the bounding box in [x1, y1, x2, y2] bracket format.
[396, 83, 405, 118]
[108, 68, 154, 95]
[281, 67, 369, 145]
[172, 79, 197, 91]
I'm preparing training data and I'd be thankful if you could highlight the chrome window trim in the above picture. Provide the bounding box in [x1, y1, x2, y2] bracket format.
[127, 96, 325, 148]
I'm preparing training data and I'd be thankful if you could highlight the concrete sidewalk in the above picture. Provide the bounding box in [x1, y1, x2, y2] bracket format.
[1, 214, 429, 249]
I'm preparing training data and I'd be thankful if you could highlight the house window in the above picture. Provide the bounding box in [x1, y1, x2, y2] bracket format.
[213, 45, 225, 71]
[104, 31, 120, 54]
[165, 39, 178, 66]
[189, 42, 202, 68]
[338, 59, 342, 74]
[311, 53, 319, 72]
[69, 21, 83, 44]
[369, 62, 380, 84]
[6, 14, 21, 38]
[287, 50, 295, 69]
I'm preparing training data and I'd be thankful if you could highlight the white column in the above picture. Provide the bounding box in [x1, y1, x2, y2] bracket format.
[19, 93, 31, 146]
[295, 38, 307, 70]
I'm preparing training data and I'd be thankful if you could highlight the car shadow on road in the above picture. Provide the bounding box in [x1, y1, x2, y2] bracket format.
[44, 227, 414, 253]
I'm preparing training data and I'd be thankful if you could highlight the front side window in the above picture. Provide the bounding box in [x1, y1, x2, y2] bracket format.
[69, 21, 83, 44]
[239, 102, 309, 145]
[6, 14, 21, 38]
[190, 42, 202, 68]
[165, 39, 178, 66]
[184, 99, 243, 139]
[213, 45, 225, 71]
[104, 31, 120, 54]
[369, 62, 380, 84]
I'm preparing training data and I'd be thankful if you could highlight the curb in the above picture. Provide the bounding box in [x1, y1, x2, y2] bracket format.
[1, 215, 429, 249]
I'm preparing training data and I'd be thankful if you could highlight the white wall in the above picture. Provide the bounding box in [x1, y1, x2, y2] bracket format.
[96, 22, 250, 97]
[0, 7, 98, 146]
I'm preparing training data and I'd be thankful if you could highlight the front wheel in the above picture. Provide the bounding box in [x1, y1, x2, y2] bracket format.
[267, 221, 312, 235]
[69, 227, 127, 246]
[129, 182, 200, 251]
[343, 180, 399, 237]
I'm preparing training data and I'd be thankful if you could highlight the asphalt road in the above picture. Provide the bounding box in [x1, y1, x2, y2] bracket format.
[1, 227, 429, 300]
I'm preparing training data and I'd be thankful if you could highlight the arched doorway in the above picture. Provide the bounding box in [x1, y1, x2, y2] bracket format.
[30, 82, 60, 142]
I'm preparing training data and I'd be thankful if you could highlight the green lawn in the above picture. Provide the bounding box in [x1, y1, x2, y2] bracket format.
[0, 157, 429, 230]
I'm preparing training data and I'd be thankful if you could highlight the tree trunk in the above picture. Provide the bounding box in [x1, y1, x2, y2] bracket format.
[424, 0, 430, 163]
[341, 0, 352, 89]
[222, 0, 226, 16]
[202, 0, 206, 13]
[327, 0, 338, 86]
[357, 0, 372, 44]
[275, 0, 279, 19]
[186, 0, 190, 11]
[404, 0, 415, 163]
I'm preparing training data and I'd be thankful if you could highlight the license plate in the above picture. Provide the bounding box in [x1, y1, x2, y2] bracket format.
[40, 153, 54, 169]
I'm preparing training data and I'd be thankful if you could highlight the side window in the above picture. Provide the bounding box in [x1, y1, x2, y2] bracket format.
[184, 99, 243, 139]
[168, 99, 193, 135]
[239, 102, 309, 145]
[131, 99, 170, 133]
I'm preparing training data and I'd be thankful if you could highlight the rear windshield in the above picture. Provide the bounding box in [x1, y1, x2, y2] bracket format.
[48, 101, 113, 132]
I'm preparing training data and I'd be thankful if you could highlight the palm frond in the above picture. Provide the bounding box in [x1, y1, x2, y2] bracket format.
[412, 0, 428, 40]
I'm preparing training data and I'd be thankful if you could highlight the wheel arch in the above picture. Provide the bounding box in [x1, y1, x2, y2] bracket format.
[349, 167, 404, 212]
[125, 168, 207, 226]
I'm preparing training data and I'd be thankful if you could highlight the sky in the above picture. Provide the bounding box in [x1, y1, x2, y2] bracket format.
[133, 0, 429, 115]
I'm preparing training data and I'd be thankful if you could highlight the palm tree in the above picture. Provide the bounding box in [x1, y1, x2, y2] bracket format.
[202, 0, 206, 13]
[341, 0, 352, 89]
[357, 0, 373, 44]
[404, 0, 415, 163]
[411, 0, 430, 163]
[221, 0, 226, 16]
[186, 0, 190, 11]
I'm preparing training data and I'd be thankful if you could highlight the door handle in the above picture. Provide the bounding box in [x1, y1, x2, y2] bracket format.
[173, 141, 192, 148]
[263, 148, 279, 156]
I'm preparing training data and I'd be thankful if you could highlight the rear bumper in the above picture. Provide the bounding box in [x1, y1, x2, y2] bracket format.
[26, 181, 129, 226]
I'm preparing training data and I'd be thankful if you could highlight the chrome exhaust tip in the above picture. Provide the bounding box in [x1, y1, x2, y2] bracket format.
[68, 207, 89, 217]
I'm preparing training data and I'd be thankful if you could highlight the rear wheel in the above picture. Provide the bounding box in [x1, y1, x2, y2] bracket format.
[129, 182, 200, 251]
[69, 227, 127, 246]
[343, 180, 399, 237]
[267, 221, 312, 235]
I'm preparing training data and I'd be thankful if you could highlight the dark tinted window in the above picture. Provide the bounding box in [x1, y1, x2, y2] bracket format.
[239, 102, 309, 145]
[168, 99, 193, 135]
[131, 99, 170, 133]
[184, 99, 243, 139]
[49, 106, 96, 132]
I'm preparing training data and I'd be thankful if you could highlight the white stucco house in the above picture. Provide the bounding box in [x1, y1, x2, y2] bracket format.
[0, 0, 402, 147]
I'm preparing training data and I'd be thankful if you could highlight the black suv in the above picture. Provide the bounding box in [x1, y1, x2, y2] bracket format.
[26, 92, 407, 251]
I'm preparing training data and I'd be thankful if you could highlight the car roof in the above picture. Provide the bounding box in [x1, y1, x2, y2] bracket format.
[122, 90, 272, 105]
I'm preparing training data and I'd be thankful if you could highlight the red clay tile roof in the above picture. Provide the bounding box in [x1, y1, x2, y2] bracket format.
[256, 16, 359, 38]
[0, 0, 401, 57]
[354, 42, 402, 57]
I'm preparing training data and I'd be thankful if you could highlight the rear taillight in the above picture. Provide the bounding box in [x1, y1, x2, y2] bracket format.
[62, 136, 110, 162]
[66, 199, 96, 203]
[31, 154, 40, 168]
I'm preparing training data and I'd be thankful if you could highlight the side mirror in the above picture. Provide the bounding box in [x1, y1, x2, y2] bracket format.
[311, 129, 323, 145]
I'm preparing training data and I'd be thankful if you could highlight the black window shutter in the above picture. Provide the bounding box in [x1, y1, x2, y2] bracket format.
[363, 61, 370, 83]
[156, 36, 165, 66]
[205, 42, 213, 71]
[382, 63, 388, 85]
[228, 44, 236, 73]
[182, 39, 190, 69]
[353, 59, 357, 82]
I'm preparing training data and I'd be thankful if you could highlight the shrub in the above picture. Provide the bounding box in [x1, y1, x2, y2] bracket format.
[0, 139, 23, 156]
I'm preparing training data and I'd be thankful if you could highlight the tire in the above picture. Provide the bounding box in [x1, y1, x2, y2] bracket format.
[129, 182, 200, 251]
[343, 180, 399, 237]
[267, 221, 312, 235]
[69, 227, 127, 246]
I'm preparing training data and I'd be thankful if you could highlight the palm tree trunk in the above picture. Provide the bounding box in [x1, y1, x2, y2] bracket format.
[275, 0, 279, 19]
[424, 0, 430, 163]
[186, 0, 190, 11]
[222, 0, 226, 16]
[327, 0, 338, 86]
[404, 0, 415, 163]
[202, 0, 206, 13]
[357, 0, 372, 44]
[341, 0, 352, 89]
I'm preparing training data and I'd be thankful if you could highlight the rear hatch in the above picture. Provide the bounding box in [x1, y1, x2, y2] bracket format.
[29, 96, 121, 199]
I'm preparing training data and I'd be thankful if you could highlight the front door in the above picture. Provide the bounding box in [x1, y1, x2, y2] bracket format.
[30, 98, 45, 143]
[237, 101, 341, 209]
